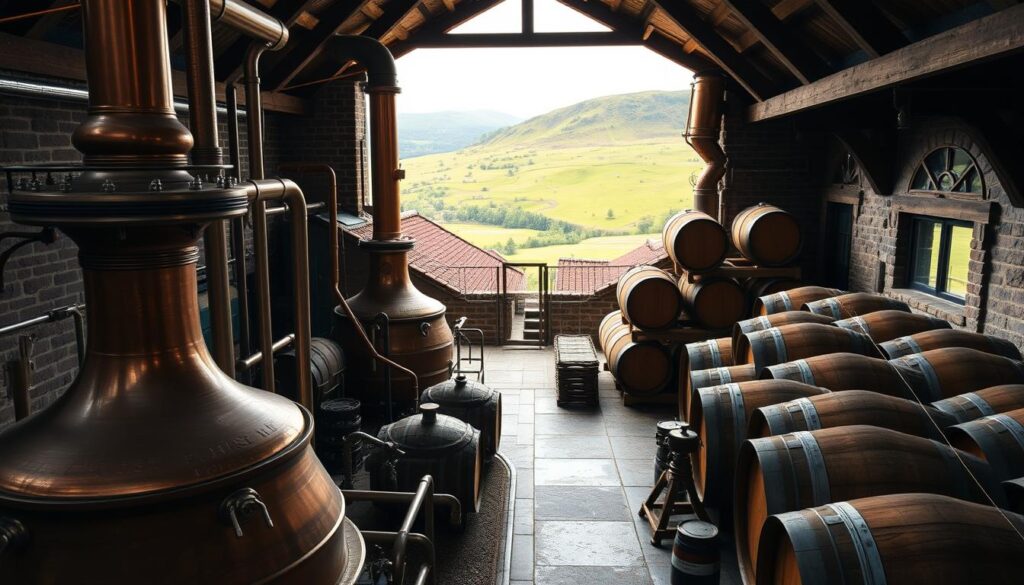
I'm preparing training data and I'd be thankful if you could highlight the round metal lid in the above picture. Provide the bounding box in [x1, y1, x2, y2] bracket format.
[656, 420, 686, 437]
[678, 520, 719, 541]
[382, 403, 474, 453]
[421, 375, 496, 407]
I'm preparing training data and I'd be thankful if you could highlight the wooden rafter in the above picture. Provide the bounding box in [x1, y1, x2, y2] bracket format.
[407, 31, 639, 48]
[813, 0, 906, 58]
[735, 0, 812, 51]
[213, 0, 322, 81]
[649, 1, 776, 100]
[390, 0, 507, 59]
[747, 3, 1024, 122]
[259, 0, 365, 91]
[719, 0, 830, 84]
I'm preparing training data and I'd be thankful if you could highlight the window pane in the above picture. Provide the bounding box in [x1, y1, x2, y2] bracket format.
[951, 148, 972, 178]
[962, 167, 981, 194]
[925, 149, 947, 177]
[911, 167, 932, 190]
[945, 225, 972, 298]
[912, 220, 941, 288]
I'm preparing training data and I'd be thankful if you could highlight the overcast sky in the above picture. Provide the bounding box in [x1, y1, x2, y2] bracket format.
[395, 0, 695, 118]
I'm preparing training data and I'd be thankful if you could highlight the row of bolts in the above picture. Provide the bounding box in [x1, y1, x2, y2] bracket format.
[13, 173, 239, 193]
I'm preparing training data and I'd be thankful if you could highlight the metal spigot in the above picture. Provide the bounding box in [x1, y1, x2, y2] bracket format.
[189, 175, 203, 190]
[219, 487, 274, 538]
[101, 179, 116, 193]
[0, 517, 27, 557]
[149, 179, 163, 192]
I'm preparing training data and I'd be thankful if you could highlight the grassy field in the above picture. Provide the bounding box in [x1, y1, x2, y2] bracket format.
[440, 223, 542, 249]
[402, 140, 699, 231]
[504, 234, 659, 266]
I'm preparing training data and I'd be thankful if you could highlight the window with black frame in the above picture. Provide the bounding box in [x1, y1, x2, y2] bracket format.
[908, 216, 972, 303]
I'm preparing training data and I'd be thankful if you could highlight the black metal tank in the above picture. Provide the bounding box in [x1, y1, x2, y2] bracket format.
[420, 374, 502, 460]
[316, 397, 363, 475]
[368, 403, 482, 514]
[655, 420, 687, 484]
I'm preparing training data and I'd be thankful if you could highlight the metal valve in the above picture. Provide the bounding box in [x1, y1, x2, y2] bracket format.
[219, 487, 274, 538]
[0, 517, 28, 557]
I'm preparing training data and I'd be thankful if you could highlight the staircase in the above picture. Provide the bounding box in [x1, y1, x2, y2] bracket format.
[523, 299, 543, 341]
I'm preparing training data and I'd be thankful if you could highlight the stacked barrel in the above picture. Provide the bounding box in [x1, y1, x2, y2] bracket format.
[678, 285, 1024, 584]
[599, 204, 807, 400]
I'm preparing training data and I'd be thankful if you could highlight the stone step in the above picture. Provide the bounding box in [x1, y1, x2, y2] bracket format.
[524, 309, 541, 318]
[523, 328, 541, 340]
[524, 319, 541, 329]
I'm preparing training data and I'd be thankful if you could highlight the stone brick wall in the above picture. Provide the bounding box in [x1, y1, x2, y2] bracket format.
[549, 288, 619, 346]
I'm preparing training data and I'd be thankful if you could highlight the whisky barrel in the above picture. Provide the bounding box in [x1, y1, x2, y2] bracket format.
[662, 210, 728, 273]
[879, 328, 1024, 360]
[737, 322, 880, 374]
[603, 321, 671, 395]
[834, 309, 951, 343]
[755, 493, 1024, 585]
[949, 407, 1024, 482]
[678, 276, 747, 330]
[598, 310, 625, 346]
[745, 278, 801, 302]
[749, 389, 957, 440]
[1005, 477, 1024, 514]
[684, 337, 733, 373]
[803, 291, 911, 319]
[889, 347, 1024, 402]
[730, 204, 802, 266]
[732, 311, 835, 361]
[690, 379, 828, 510]
[762, 352, 932, 400]
[615, 266, 682, 330]
[682, 364, 757, 422]
[754, 286, 843, 316]
[932, 385, 1024, 423]
[736, 425, 1002, 585]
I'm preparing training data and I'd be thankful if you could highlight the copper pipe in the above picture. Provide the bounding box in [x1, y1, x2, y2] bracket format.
[0, 3, 79, 25]
[208, 0, 288, 49]
[225, 79, 252, 371]
[183, 0, 234, 375]
[368, 92, 402, 240]
[684, 71, 727, 219]
[237, 333, 294, 372]
[279, 163, 419, 393]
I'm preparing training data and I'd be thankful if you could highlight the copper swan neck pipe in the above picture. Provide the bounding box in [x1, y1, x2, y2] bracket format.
[685, 71, 727, 220]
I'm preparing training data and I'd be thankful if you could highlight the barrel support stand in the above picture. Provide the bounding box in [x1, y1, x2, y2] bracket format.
[639, 428, 709, 546]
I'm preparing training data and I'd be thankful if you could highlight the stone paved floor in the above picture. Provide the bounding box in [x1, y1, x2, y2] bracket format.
[484, 346, 742, 585]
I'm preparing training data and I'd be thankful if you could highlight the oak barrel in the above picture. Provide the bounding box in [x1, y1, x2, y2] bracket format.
[737, 425, 1002, 585]
[598, 310, 626, 346]
[834, 309, 950, 343]
[745, 278, 801, 302]
[803, 291, 911, 319]
[754, 286, 842, 316]
[671, 521, 719, 584]
[756, 493, 1024, 585]
[932, 384, 1024, 423]
[616, 266, 682, 330]
[678, 276, 747, 330]
[737, 322, 880, 374]
[889, 347, 1024, 402]
[879, 328, 1024, 360]
[684, 337, 733, 373]
[682, 364, 757, 422]
[949, 407, 1024, 482]
[690, 379, 828, 510]
[603, 320, 672, 395]
[762, 352, 932, 400]
[732, 311, 835, 361]
[749, 389, 957, 440]
[662, 210, 728, 273]
[730, 204, 802, 266]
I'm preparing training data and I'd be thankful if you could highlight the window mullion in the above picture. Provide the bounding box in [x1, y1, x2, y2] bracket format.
[936, 222, 953, 294]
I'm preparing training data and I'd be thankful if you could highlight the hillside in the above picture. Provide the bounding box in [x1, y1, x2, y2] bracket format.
[479, 90, 690, 148]
[399, 110, 521, 158]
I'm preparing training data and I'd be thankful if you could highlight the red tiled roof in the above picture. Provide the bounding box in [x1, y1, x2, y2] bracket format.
[554, 239, 670, 294]
[345, 211, 525, 293]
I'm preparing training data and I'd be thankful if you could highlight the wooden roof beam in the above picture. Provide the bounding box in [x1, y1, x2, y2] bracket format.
[649, 1, 777, 100]
[213, 0, 321, 80]
[719, 0, 831, 84]
[390, 0, 508, 59]
[748, 3, 1024, 122]
[406, 31, 639, 48]
[261, 0, 365, 91]
[308, 0, 422, 84]
[813, 0, 907, 58]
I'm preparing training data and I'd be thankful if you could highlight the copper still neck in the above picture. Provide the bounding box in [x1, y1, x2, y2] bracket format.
[685, 71, 727, 219]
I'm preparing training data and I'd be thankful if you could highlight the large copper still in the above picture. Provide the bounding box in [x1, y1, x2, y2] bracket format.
[0, 1, 360, 582]
[330, 36, 454, 408]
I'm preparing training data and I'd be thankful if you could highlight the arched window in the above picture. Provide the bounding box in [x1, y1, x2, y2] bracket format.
[910, 146, 983, 195]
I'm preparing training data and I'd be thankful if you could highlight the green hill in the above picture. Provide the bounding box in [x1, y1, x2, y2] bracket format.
[399, 110, 522, 158]
[399, 91, 701, 263]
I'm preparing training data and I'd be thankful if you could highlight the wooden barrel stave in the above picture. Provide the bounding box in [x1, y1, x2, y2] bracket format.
[833, 309, 950, 343]
[762, 352, 931, 400]
[605, 324, 671, 395]
[756, 493, 1024, 585]
[737, 322, 880, 374]
[889, 347, 1024, 403]
[932, 384, 1024, 422]
[737, 425, 1002, 585]
[754, 286, 843, 316]
[730, 204, 802, 267]
[689, 379, 828, 511]
[678, 276, 748, 330]
[732, 311, 835, 362]
[949, 407, 1024, 482]
[662, 210, 728, 273]
[685, 337, 733, 372]
[879, 328, 1024, 360]
[803, 292, 911, 319]
[615, 266, 682, 330]
[682, 364, 757, 422]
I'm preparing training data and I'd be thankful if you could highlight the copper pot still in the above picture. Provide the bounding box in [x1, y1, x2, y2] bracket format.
[0, 1, 360, 582]
[331, 38, 454, 407]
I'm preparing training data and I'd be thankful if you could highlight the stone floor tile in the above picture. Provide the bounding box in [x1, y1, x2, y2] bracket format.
[516, 468, 534, 499]
[524, 369, 552, 385]
[491, 370, 525, 384]
[535, 435, 612, 459]
[605, 417, 657, 437]
[501, 443, 535, 469]
[535, 458, 619, 486]
[510, 534, 534, 581]
[503, 401, 521, 414]
[617, 458, 656, 488]
[535, 521, 645, 566]
[535, 566, 652, 585]
[514, 498, 534, 535]
[609, 435, 655, 460]
[518, 409, 535, 424]
[534, 486, 630, 521]
[534, 397, 561, 414]
[517, 424, 535, 444]
[535, 413, 605, 436]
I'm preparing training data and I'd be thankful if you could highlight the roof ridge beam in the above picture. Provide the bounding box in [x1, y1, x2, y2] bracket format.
[813, 0, 907, 58]
[720, 0, 831, 83]
[262, 0, 365, 91]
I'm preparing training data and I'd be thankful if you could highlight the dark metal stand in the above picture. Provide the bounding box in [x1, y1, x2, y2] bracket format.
[639, 428, 710, 546]
[451, 316, 485, 383]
